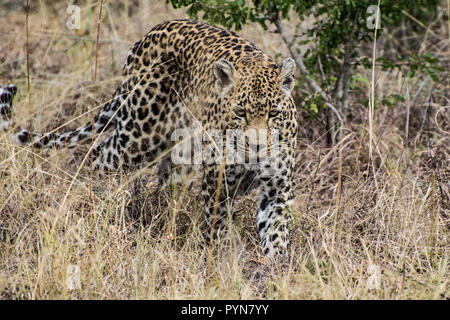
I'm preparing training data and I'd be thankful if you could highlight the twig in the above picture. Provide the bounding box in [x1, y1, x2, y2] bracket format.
[306, 150, 321, 211]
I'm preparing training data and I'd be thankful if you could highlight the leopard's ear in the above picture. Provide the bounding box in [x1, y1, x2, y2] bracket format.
[213, 59, 235, 96]
[280, 57, 295, 95]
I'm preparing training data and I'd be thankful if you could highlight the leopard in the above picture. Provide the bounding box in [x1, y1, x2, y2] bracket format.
[3, 19, 298, 260]
[0, 84, 17, 132]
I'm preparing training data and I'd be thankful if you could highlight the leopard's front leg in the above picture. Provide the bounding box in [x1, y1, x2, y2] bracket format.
[256, 158, 294, 259]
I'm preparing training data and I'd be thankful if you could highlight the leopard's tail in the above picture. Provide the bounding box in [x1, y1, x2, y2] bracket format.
[4, 85, 121, 149]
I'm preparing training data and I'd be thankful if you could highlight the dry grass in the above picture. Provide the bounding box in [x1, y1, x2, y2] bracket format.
[0, 0, 448, 299]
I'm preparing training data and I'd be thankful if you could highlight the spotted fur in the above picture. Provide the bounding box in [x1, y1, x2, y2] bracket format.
[0, 84, 16, 132]
[6, 19, 298, 259]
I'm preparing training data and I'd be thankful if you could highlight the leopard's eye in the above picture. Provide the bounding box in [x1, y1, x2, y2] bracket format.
[269, 109, 281, 118]
[234, 108, 246, 118]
